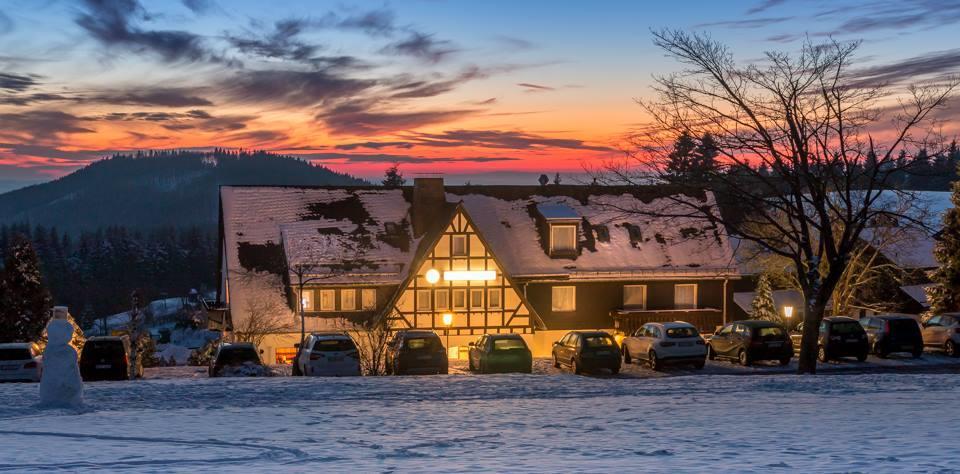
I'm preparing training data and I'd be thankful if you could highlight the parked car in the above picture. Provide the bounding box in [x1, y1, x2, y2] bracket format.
[552, 331, 621, 375]
[209, 342, 269, 377]
[385, 330, 448, 375]
[295, 332, 362, 376]
[467, 334, 533, 374]
[707, 320, 792, 366]
[920, 313, 960, 357]
[80, 336, 141, 381]
[0, 343, 42, 383]
[621, 322, 706, 370]
[859, 314, 923, 358]
[790, 316, 869, 362]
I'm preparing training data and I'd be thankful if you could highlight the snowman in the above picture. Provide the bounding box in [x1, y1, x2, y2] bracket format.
[38, 316, 84, 408]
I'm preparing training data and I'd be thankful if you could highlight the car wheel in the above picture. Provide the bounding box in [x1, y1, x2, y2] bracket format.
[648, 350, 660, 371]
[622, 346, 632, 364]
[779, 356, 791, 366]
[817, 346, 828, 363]
[946, 340, 958, 358]
[573, 358, 583, 375]
[610, 365, 620, 375]
[706, 344, 716, 360]
[856, 351, 868, 362]
[874, 343, 888, 359]
[468, 357, 475, 372]
[553, 354, 561, 368]
[738, 350, 751, 366]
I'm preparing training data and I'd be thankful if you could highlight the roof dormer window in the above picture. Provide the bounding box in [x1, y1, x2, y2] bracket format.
[550, 224, 577, 253]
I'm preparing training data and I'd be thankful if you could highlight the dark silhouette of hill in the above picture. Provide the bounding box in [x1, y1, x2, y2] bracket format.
[0, 149, 366, 231]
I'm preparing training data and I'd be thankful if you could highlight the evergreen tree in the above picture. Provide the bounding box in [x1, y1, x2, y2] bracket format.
[665, 131, 698, 181]
[692, 133, 720, 178]
[538, 174, 549, 186]
[553, 173, 562, 185]
[382, 163, 406, 187]
[750, 274, 781, 324]
[0, 235, 52, 343]
[926, 168, 960, 314]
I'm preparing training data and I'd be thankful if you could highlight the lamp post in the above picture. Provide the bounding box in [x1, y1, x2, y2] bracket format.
[783, 306, 794, 329]
[442, 313, 453, 357]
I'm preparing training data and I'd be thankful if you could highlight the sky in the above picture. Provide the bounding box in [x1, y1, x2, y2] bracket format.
[1, 0, 959, 191]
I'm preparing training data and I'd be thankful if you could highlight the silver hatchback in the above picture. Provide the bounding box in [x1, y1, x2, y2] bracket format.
[0, 343, 43, 383]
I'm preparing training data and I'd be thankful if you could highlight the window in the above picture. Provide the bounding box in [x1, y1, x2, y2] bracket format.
[435, 289, 450, 310]
[719, 324, 734, 335]
[623, 285, 647, 309]
[453, 289, 467, 310]
[340, 289, 356, 311]
[300, 289, 314, 311]
[550, 224, 577, 252]
[470, 289, 484, 309]
[487, 289, 501, 309]
[552, 286, 576, 312]
[452, 235, 467, 256]
[674, 284, 697, 309]
[416, 289, 432, 311]
[361, 288, 376, 310]
[319, 289, 335, 311]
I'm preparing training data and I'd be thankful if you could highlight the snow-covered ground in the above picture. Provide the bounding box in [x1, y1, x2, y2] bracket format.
[1, 368, 959, 472]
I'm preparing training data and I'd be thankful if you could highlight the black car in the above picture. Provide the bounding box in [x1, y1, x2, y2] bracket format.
[385, 330, 448, 375]
[468, 334, 533, 374]
[859, 314, 923, 358]
[707, 320, 792, 366]
[551, 331, 621, 375]
[80, 336, 142, 381]
[209, 342, 267, 377]
[790, 316, 869, 362]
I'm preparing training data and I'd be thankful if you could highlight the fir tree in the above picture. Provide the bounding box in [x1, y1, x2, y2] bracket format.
[382, 163, 406, 187]
[665, 131, 698, 181]
[926, 169, 960, 314]
[0, 235, 52, 343]
[750, 274, 781, 324]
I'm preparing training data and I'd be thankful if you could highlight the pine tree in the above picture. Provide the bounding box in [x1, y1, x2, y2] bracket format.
[0, 235, 53, 343]
[382, 163, 406, 187]
[926, 168, 960, 314]
[665, 131, 698, 181]
[750, 274, 781, 324]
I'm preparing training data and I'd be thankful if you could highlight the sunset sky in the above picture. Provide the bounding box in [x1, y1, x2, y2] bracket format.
[1, 0, 959, 191]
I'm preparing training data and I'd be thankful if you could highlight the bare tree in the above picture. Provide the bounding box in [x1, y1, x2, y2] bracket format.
[606, 30, 957, 373]
[233, 298, 293, 349]
[338, 316, 393, 376]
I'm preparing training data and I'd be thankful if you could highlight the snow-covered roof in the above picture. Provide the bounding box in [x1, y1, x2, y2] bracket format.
[861, 227, 937, 269]
[535, 203, 579, 220]
[733, 289, 804, 315]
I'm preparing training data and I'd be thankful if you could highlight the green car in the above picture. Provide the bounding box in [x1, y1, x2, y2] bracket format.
[467, 334, 533, 374]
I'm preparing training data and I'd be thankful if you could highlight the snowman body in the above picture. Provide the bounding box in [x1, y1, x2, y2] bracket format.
[38, 319, 84, 408]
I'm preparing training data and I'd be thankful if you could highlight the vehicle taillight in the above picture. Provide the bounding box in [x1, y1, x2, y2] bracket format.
[310, 352, 323, 360]
[884, 321, 891, 334]
[24, 361, 37, 369]
[659, 341, 676, 347]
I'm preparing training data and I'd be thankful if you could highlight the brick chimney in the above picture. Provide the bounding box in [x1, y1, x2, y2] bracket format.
[412, 177, 445, 237]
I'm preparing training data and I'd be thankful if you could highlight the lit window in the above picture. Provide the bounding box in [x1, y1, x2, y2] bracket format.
[623, 285, 647, 309]
[551, 225, 577, 252]
[319, 289, 336, 311]
[453, 289, 467, 310]
[488, 289, 502, 309]
[674, 284, 697, 309]
[341, 289, 356, 311]
[470, 289, 484, 309]
[417, 289, 432, 311]
[361, 288, 376, 310]
[452, 235, 467, 256]
[300, 289, 314, 311]
[552, 286, 576, 312]
[435, 289, 450, 310]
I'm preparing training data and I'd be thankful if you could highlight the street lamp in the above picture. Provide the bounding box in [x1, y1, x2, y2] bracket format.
[425, 268, 441, 284]
[442, 313, 453, 357]
[783, 306, 794, 320]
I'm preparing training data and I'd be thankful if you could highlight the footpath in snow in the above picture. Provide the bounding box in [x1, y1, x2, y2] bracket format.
[0, 371, 958, 472]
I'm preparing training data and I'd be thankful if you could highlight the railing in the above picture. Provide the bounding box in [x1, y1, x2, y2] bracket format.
[611, 308, 725, 335]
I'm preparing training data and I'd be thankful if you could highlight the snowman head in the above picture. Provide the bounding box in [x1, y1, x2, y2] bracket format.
[46, 319, 74, 347]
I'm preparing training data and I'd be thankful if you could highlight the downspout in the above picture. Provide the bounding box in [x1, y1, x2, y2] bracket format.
[722, 278, 729, 325]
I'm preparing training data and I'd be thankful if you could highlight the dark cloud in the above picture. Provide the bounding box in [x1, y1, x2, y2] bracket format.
[826, 1, 960, 34]
[318, 101, 475, 136]
[334, 141, 414, 150]
[493, 35, 535, 50]
[181, 0, 215, 14]
[92, 88, 213, 107]
[75, 0, 221, 63]
[1, 93, 75, 106]
[0, 143, 108, 161]
[517, 82, 554, 92]
[408, 129, 614, 152]
[227, 129, 288, 143]
[474, 97, 497, 105]
[221, 69, 376, 106]
[0, 72, 39, 92]
[388, 67, 485, 99]
[101, 109, 254, 131]
[381, 32, 458, 63]
[334, 8, 397, 36]
[696, 17, 793, 29]
[298, 152, 520, 164]
[226, 18, 321, 62]
[746, 0, 786, 15]
[0, 111, 93, 140]
[851, 49, 960, 86]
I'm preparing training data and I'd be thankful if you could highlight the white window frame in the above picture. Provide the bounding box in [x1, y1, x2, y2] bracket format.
[674, 284, 698, 310]
[452, 235, 468, 256]
[551, 286, 576, 312]
[435, 289, 450, 310]
[416, 289, 432, 311]
[452, 289, 467, 310]
[623, 285, 647, 309]
[487, 288, 502, 309]
[550, 224, 578, 252]
[361, 288, 376, 310]
[470, 288, 484, 309]
[319, 289, 336, 311]
[340, 289, 356, 311]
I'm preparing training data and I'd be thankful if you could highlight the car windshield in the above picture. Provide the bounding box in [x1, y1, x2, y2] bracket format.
[830, 322, 863, 334]
[313, 339, 355, 352]
[666, 327, 699, 338]
[0, 349, 31, 361]
[219, 348, 259, 365]
[405, 337, 439, 350]
[583, 335, 615, 348]
[888, 319, 920, 333]
[493, 338, 527, 351]
[754, 327, 785, 339]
